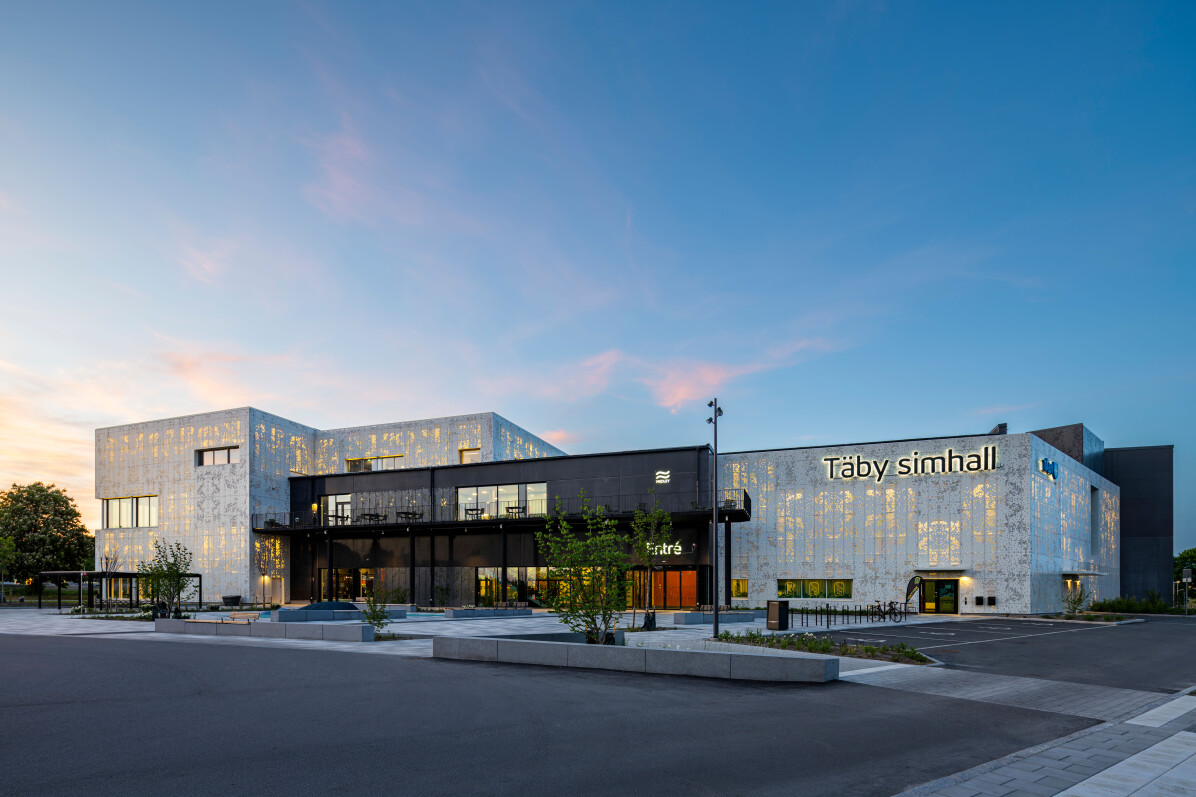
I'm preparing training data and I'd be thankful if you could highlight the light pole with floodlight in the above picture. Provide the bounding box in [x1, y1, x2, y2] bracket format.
[707, 398, 723, 638]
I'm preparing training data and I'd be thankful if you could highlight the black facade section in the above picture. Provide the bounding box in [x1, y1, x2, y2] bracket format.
[276, 446, 744, 606]
[1030, 423, 1105, 475]
[1105, 446, 1174, 600]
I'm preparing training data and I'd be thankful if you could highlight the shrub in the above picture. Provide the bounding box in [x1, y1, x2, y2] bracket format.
[1088, 593, 1174, 614]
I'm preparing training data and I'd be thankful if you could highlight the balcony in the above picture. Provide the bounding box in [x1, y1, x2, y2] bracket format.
[252, 489, 750, 533]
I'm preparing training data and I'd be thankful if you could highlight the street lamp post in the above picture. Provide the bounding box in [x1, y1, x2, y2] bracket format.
[707, 398, 723, 638]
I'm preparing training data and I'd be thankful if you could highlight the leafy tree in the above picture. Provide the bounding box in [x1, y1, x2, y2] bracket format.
[628, 491, 673, 629]
[0, 536, 15, 602]
[1175, 548, 1196, 583]
[137, 539, 194, 617]
[360, 584, 398, 633]
[0, 483, 93, 584]
[534, 492, 629, 644]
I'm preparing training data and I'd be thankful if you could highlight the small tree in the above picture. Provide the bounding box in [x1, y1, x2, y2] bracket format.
[1064, 581, 1091, 616]
[97, 541, 122, 611]
[628, 492, 673, 630]
[534, 492, 629, 644]
[137, 539, 194, 618]
[0, 536, 15, 603]
[360, 584, 397, 634]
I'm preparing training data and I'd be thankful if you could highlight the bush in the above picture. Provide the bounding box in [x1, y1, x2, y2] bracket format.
[1088, 592, 1174, 614]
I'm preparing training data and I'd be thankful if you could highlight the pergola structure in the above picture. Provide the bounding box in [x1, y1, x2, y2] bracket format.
[35, 570, 202, 611]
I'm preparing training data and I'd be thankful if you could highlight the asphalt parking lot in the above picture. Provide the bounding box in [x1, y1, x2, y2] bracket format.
[0, 634, 1090, 796]
[824, 617, 1196, 693]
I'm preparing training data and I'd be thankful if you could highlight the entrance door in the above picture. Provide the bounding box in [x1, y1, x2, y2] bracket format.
[270, 577, 283, 605]
[920, 580, 959, 613]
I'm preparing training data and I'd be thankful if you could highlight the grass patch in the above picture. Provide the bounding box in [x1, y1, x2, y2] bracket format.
[716, 629, 930, 664]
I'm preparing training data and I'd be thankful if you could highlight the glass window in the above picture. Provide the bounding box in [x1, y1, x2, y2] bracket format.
[119, 498, 133, 528]
[202, 450, 214, 466]
[477, 486, 497, 518]
[802, 579, 826, 599]
[498, 485, 520, 516]
[777, 579, 801, 598]
[456, 487, 478, 520]
[828, 579, 853, 599]
[731, 579, 749, 599]
[459, 448, 481, 464]
[149, 496, 158, 527]
[197, 446, 239, 466]
[526, 483, 547, 515]
[229, 447, 240, 464]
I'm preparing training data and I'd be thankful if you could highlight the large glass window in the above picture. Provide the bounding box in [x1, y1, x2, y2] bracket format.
[457, 483, 547, 520]
[459, 448, 481, 464]
[320, 494, 353, 525]
[526, 482, 547, 516]
[346, 455, 404, 473]
[102, 495, 158, 529]
[197, 446, 239, 466]
[776, 578, 853, 600]
[731, 579, 749, 599]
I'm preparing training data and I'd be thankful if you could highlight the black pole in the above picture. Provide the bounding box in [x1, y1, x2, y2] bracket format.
[57, 579, 62, 611]
[325, 534, 333, 602]
[430, 532, 436, 605]
[724, 520, 732, 607]
[501, 525, 508, 603]
[37, 577, 42, 609]
[408, 530, 415, 607]
[707, 398, 723, 637]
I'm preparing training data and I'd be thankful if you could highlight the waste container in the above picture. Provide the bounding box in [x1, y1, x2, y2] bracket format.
[767, 599, 789, 631]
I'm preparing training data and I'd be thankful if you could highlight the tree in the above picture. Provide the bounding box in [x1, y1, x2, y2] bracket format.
[1175, 548, 1196, 583]
[0, 483, 93, 585]
[0, 536, 15, 602]
[137, 539, 194, 617]
[628, 491, 673, 630]
[95, 539, 123, 610]
[360, 584, 398, 634]
[534, 492, 629, 644]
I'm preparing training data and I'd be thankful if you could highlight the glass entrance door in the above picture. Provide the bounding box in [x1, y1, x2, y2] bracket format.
[920, 579, 959, 613]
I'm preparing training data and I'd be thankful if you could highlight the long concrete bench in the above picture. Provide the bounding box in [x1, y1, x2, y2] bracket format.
[156, 618, 373, 641]
[672, 611, 762, 625]
[272, 608, 406, 623]
[442, 608, 534, 619]
[432, 636, 837, 682]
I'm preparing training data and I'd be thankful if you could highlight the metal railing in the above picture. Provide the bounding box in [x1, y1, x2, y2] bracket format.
[252, 488, 750, 531]
[791, 601, 918, 627]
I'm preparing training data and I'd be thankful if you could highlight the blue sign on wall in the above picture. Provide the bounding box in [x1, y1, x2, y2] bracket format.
[1039, 458, 1059, 480]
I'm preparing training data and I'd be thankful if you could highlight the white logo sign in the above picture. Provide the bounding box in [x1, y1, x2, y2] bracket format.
[654, 470, 670, 484]
[648, 541, 683, 555]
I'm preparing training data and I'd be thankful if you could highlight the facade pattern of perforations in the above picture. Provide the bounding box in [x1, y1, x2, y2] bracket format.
[720, 432, 1119, 614]
[94, 409, 561, 603]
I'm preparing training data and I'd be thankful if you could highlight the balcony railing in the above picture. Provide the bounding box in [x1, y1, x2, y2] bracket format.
[252, 489, 750, 532]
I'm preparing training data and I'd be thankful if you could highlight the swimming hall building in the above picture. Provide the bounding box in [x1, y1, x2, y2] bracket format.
[93, 408, 1173, 615]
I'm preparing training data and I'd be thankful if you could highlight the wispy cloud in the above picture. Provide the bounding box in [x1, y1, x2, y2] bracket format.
[539, 429, 580, 447]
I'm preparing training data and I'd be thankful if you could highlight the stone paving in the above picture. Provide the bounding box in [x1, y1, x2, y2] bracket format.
[893, 689, 1196, 797]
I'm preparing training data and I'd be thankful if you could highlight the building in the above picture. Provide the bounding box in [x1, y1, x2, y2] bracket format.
[94, 410, 1173, 614]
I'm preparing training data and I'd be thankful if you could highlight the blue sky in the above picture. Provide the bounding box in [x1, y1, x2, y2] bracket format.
[0, 1, 1192, 548]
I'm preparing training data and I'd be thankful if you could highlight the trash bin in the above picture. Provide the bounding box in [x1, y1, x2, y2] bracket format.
[767, 599, 789, 631]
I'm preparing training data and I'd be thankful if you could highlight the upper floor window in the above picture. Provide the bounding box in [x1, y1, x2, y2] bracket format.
[102, 495, 158, 529]
[459, 448, 481, 464]
[457, 482, 547, 520]
[197, 446, 239, 466]
[347, 455, 404, 473]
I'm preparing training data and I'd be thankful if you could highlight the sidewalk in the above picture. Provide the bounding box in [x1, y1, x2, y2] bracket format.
[894, 689, 1196, 797]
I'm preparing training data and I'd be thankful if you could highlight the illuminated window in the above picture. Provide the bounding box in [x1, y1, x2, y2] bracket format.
[459, 448, 481, 464]
[347, 455, 404, 473]
[102, 495, 158, 529]
[775, 578, 853, 600]
[457, 483, 547, 520]
[196, 446, 239, 466]
[731, 579, 749, 598]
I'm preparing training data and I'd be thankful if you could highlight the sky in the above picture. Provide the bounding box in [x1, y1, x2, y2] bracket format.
[0, 1, 1192, 549]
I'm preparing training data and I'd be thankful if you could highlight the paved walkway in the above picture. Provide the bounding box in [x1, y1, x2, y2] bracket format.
[893, 689, 1196, 797]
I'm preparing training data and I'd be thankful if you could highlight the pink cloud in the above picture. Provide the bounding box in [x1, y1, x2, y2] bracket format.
[539, 429, 581, 447]
[639, 360, 772, 411]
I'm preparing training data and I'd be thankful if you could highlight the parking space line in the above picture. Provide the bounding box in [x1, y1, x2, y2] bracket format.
[916, 624, 1116, 650]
